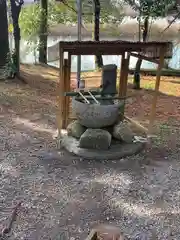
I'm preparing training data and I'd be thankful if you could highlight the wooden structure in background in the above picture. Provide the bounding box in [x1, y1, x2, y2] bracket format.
[57, 41, 172, 136]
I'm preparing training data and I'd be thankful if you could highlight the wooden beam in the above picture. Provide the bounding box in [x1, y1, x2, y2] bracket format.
[59, 41, 172, 57]
[148, 46, 166, 134]
[64, 94, 134, 100]
[130, 52, 159, 64]
[60, 41, 172, 49]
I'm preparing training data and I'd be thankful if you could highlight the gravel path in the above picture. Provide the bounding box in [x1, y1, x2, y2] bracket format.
[0, 79, 180, 239]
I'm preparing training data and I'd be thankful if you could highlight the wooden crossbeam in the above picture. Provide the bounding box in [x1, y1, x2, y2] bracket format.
[130, 52, 159, 64]
[59, 41, 172, 57]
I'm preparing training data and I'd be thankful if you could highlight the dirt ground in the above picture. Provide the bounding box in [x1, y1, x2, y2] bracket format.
[0, 64, 180, 239]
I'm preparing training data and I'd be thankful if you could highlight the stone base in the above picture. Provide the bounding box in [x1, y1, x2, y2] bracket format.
[59, 133, 145, 160]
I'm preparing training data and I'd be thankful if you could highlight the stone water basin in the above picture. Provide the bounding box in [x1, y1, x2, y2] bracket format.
[71, 97, 124, 128]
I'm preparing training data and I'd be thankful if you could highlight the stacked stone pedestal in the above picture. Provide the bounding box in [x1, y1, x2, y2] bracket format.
[60, 119, 144, 160]
[59, 98, 145, 160]
[67, 120, 135, 150]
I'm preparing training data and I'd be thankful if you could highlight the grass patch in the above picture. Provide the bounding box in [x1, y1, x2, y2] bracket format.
[142, 81, 155, 90]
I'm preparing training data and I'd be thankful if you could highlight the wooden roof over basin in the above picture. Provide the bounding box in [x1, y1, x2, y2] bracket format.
[59, 41, 173, 59]
[57, 40, 172, 136]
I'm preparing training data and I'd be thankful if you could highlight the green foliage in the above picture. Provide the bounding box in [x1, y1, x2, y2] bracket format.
[48, 0, 77, 25]
[125, 0, 176, 19]
[19, 0, 124, 40]
[82, 0, 124, 23]
[19, 0, 77, 40]
[19, 3, 41, 39]
[139, 0, 176, 18]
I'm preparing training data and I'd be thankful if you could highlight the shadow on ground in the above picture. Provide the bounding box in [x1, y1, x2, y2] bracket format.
[1, 114, 180, 239]
[0, 70, 180, 239]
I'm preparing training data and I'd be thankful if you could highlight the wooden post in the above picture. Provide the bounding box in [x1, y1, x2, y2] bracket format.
[122, 53, 130, 98]
[62, 59, 68, 129]
[118, 52, 130, 118]
[118, 52, 125, 97]
[64, 54, 71, 128]
[57, 45, 64, 134]
[119, 52, 130, 97]
[148, 47, 165, 134]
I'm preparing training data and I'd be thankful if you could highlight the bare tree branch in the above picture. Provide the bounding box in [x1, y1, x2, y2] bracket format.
[56, 0, 77, 13]
[56, 0, 89, 29]
[161, 11, 180, 34]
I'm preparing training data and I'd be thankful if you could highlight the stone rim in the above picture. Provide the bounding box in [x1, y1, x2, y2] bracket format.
[71, 98, 123, 128]
[60, 135, 145, 161]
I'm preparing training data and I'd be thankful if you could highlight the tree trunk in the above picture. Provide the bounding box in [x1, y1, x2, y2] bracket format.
[39, 0, 48, 64]
[10, 0, 23, 76]
[93, 0, 103, 69]
[133, 17, 149, 89]
[0, 0, 9, 69]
